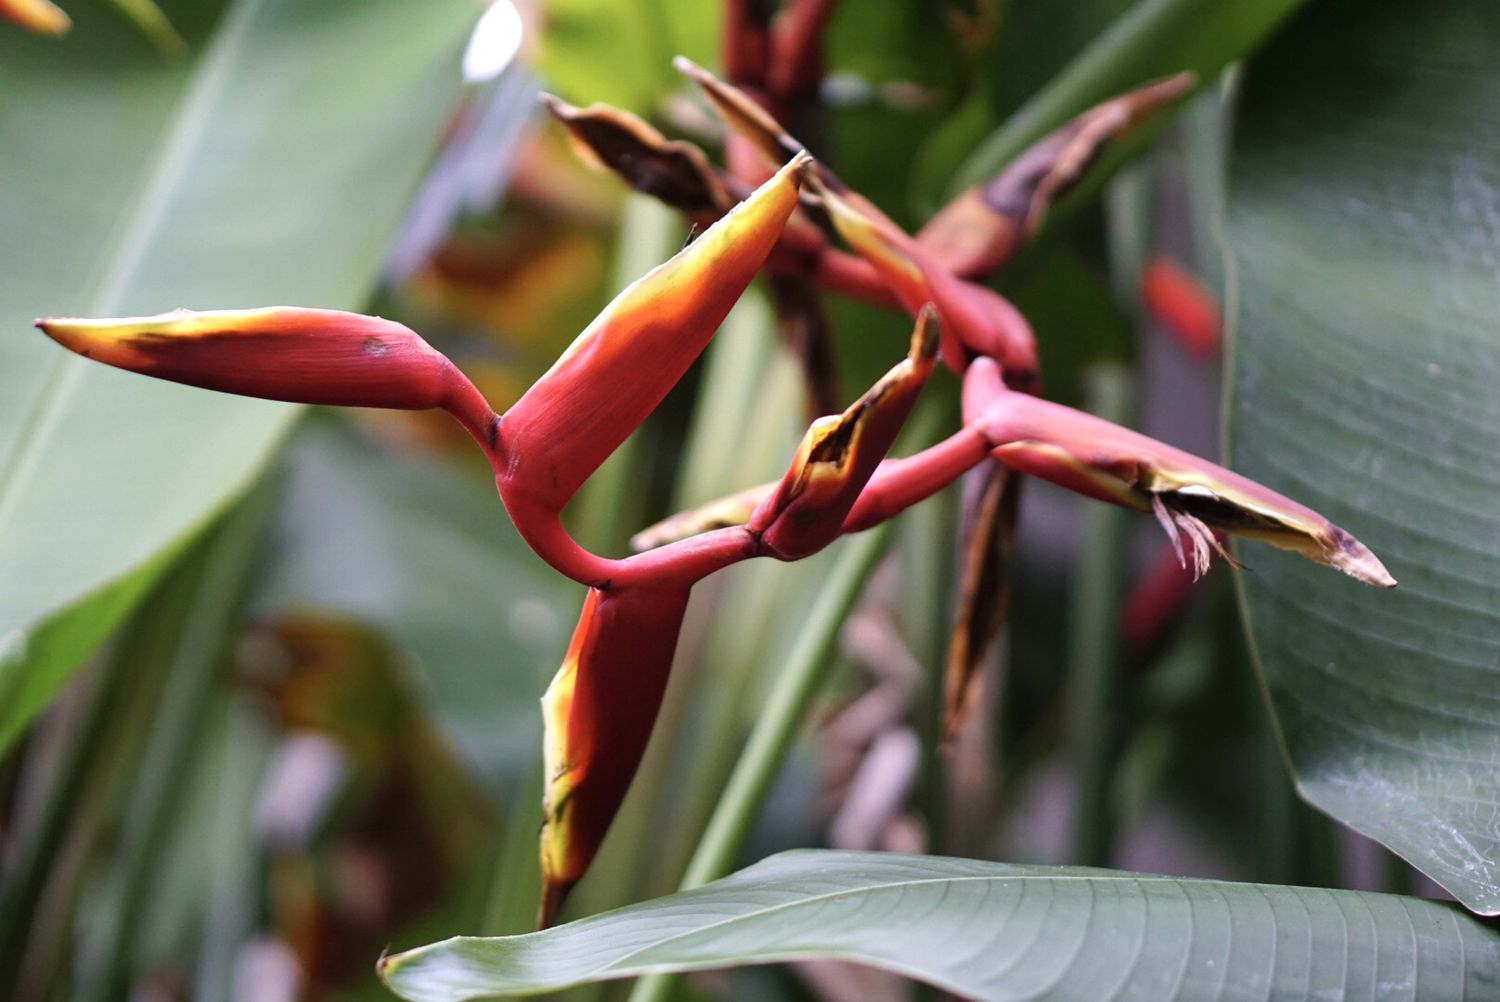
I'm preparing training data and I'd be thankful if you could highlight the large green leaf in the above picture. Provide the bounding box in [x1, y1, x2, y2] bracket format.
[254, 419, 577, 790]
[381, 850, 1500, 1001]
[1227, 2, 1500, 914]
[0, 0, 478, 750]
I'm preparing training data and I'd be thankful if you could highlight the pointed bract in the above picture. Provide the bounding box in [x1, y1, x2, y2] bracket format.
[542, 95, 734, 221]
[971, 376, 1397, 588]
[675, 56, 809, 177]
[538, 583, 691, 926]
[942, 464, 1019, 749]
[498, 154, 807, 515]
[810, 175, 1038, 383]
[35, 308, 496, 443]
[918, 74, 1196, 280]
[749, 307, 939, 559]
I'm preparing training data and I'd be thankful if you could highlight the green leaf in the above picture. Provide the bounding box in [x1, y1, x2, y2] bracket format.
[1227, 1, 1500, 914]
[254, 419, 578, 790]
[0, 0, 478, 751]
[536, 0, 717, 115]
[381, 850, 1500, 1001]
[945, 0, 1308, 195]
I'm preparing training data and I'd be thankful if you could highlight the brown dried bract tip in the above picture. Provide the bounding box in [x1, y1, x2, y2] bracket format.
[941, 465, 1019, 751]
[541, 93, 736, 218]
[919, 72, 1197, 279]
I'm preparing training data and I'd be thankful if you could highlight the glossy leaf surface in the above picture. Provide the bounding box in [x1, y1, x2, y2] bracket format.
[1229, 1, 1500, 913]
[383, 850, 1500, 1000]
[0, 0, 476, 749]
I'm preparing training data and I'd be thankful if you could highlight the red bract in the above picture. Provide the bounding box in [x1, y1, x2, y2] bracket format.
[494, 154, 807, 584]
[35, 308, 499, 448]
[539, 582, 691, 927]
[749, 307, 940, 559]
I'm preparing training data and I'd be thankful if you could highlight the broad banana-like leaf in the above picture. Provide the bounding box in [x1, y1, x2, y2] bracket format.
[382, 850, 1500, 1000]
[1229, 0, 1500, 914]
[0, 0, 477, 750]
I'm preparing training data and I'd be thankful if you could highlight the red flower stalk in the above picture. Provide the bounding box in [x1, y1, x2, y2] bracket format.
[765, 0, 840, 103]
[1, 0, 69, 34]
[722, 0, 773, 85]
[538, 581, 691, 927]
[34, 307, 499, 449]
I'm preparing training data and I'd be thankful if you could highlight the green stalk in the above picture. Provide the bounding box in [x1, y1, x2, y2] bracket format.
[624, 394, 950, 1002]
[78, 483, 274, 1002]
[479, 767, 545, 935]
[900, 478, 956, 854]
[1065, 365, 1133, 867]
[682, 552, 878, 864]
[626, 524, 893, 1002]
[191, 699, 274, 1002]
[665, 400, 945, 896]
[0, 644, 129, 978]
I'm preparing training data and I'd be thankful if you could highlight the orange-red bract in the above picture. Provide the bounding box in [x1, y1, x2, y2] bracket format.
[35, 307, 497, 444]
[497, 154, 808, 516]
[538, 582, 691, 926]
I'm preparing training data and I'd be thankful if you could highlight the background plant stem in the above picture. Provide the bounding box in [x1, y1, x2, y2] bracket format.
[625, 524, 891, 1002]
[1064, 365, 1132, 866]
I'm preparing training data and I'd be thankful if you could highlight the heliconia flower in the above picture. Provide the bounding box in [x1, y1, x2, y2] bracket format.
[34, 307, 499, 446]
[964, 358, 1397, 587]
[748, 306, 940, 559]
[538, 582, 691, 927]
[916, 74, 1195, 280]
[541, 95, 735, 223]
[496, 153, 808, 518]
[1, 0, 69, 35]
